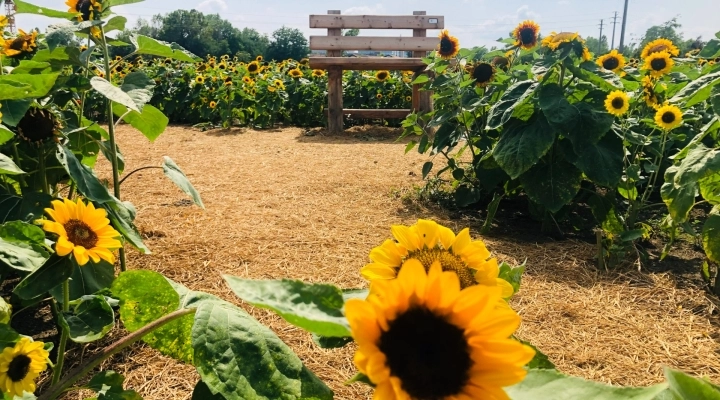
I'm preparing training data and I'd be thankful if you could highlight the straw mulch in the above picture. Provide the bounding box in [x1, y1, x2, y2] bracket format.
[83, 124, 719, 399]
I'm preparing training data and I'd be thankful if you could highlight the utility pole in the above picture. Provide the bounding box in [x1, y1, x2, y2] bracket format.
[619, 0, 629, 52]
[598, 19, 604, 54]
[4, 0, 16, 34]
[611, 11, 619, 50]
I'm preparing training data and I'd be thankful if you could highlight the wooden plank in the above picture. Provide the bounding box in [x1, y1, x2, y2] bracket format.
[310, 36, 438, 51]
[310, 15, 444, 29]
[412, 11, 427, 59]
[326, 10, 342, 58]
[309, 57, 426, 71]
[327, 67, 344, 133]
[323, 109, 413, 119]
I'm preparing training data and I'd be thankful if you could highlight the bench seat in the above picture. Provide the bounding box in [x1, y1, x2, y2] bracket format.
[309, 57, 426, 71]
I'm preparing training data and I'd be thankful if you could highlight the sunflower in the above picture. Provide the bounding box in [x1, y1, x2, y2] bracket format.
[267, 85, 276, 93]
[66, 0, 101, 21]
[541, 31, 579, 51]
[641, 76, 659, 107]
[374, 93, 382, 100]
[437, 30, 460, 59]
[224, 76, 233, 86]
[375, 70, 390, 82]
[641, 38, 680, 59]
[2, 30, 38, 57]
[195, 75, 205, 84]
[289, 68, 303, 78]
[0, 338, 49, 398]
[470, 62, 496, 87]
[40, 198, 121, 266]
[642, 51, 674, 78]
[16, 107, 63, 146]
[218, 62, 227, 70]
[256, 55, 263, 62]
[273, 79, 285, 90]
[513, 20, 540, 49]
[209, 101, 217, 109]
[581, 46, 593, 61]
[361, 219, 514, 296]
[597, 49, 625, 73]
[80, 45, 88, 52]
[312, 69, 325, 78]
[654, 104, 683, 130]
[604, 91, 630, 116]
[347, 261, 535, 400]
[0, 15, 7, 29]
[491, 56, 510, 71]
[247, 61, 260, 74]
[242, 76, 253, 85]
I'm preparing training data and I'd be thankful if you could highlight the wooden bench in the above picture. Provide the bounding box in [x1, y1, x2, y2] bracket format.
[309, 10, 443, 133]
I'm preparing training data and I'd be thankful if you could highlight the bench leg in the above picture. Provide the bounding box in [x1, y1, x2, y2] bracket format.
[327, 67, 343, 134]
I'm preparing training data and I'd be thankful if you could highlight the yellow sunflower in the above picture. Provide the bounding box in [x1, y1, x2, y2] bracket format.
[195, 75, 205, 84]
[654, 104, 683, 130]
[513, 20, 540, 49]
[604, 91, 630, 116]
[376, 93, 383, 100]
[597, 49, 625, 73]
[209, 101, 217, 109]
[40, 198, 122, 266]
[312, 69, 325, 78]
[361, 219, 514, 297]
[224, 76, 233, 86]
[642, 51, 674, 78]
[642, 76, 659, 107]
[2, 30, 38, 57]
[470, 62, 496, 87]
[256, 55, 263, 62]
[273, 79, 285, 90]
[541, 31, 578, 51]
[437, 30, 460, 59]
[405, 95, 412, 102]
[581, 45, 593, 61]
[289, 68, 303, 78]
[347, 261, 535, 400]
[242, 76, 253, 85]
[247, 61, 260, 74]
[267, 85, 276, 93]
[0, 338, 49, 398]
[375, 70, 390, 82]
[641, 38, 680, 59]
[66, 0, 102, 22]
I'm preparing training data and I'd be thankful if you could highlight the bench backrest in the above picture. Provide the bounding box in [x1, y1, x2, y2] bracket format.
[309, 11, 444, 57]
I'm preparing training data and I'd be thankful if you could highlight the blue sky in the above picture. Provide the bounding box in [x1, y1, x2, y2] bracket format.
[13, 0, 720, 49]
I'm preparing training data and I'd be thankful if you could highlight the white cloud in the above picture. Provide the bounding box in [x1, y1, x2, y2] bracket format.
[197, 0, 227, 12]
[344, 4, 386, 15]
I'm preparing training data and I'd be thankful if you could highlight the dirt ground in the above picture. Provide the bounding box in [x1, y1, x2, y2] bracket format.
[77, 124, 720, 399]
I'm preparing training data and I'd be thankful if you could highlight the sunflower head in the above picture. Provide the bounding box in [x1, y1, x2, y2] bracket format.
[2, 30, 38, 58]
[40, 198, 121, 266]
[209, 101, 217, 109]
[66, 0, 102, 22]
[654, 104, 683, 130]
[17, 107, 63, 146]
[642, 51, 674, 78]
[597, 49, 626, 73]
[224, 76, 233, 86]
[273, 79, 285, 89]
[405, 95, 412, 102]
[491, 56, 510, 71]
[470, 62, 496, 87]
[513, 20, 540, 49]
[362, 219, 514, 296]
[247, 61, 260, 74]
[375, 70, 390, 82]
[604, 91, 630, 117]
[256, 55, 263, 62]
[312, 69, 325, 78]
[289, 68, 303, 78]
[242, 76, 253, 85]
[541, 31, 579, 51]
[0, 337, 49, 398]
[642, 76, 659, 107]
[641, 38, 680, 59]
[437, 30, 460, 59]
[267, 85, 276, 93]
[347, 261, 535, 400]
[195, 75, 204, 84]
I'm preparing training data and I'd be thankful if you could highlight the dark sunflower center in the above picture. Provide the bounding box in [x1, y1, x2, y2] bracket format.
[248, 64, 258, 72]
[472, 63, 494, 83]
[17, 108, 59, 144]
[650, 57, 667, 71]
[406, 248, 475, 289]
[519, 28, 536, 45]
[9, 37, 27, 51]
[64, 219, 98, 249]
[662, 111, 676, 123]
[7, 354, 31, 382]
[76, 0, 94, 20]
[611, 97, 625, 109]
[603, 56, 620, 70]
[379, 306, 471, 399]
[378, 72, 388, 80]
[440, 38, 454, 54]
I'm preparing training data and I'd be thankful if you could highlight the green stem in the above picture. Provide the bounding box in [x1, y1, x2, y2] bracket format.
[12, 142, 27, 188]
[38, 146, 49, 195]
[559, 64, 566, 86]
[38, 308, 196, 400]
[51, 281, 70, 386]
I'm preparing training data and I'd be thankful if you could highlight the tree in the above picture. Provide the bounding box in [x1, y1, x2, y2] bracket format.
[585, 35, 609, 54]
[343, 29, 360, 37]
[638, 18, 684, 51]
[236, 27, 269, 59]
[265, 27, 309, 61]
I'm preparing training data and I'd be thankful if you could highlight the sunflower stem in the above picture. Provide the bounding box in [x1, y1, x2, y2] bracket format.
[558, 64, 566, 86]
[38, 308, 196, 400]
[11, 142, 27, 188]
[51, 281, 71, 386]
[38, 145, 49, 195]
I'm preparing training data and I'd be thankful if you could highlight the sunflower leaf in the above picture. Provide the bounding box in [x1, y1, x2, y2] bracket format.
[0, 73, 60, 101]
[12, 0, 76, 19]
[0, 154, 25, 175]
[49, 259, 115, 302]
[134, 35, 197, 63]
[0, 221, 49, 273]
[0, 126, 13, 146]
[112, 103, 168, 142]
[56, 144, 114, 204]
[0, 100, 32, 127]
[14, 254, 75, 300]
[492, 115, 556, 180]
[60, 295, 115, 343]
[90, 77, 139, 112]
[191, 381, 225, 400]
[162, 156, 204, 208]
[664, 368, 720, 399]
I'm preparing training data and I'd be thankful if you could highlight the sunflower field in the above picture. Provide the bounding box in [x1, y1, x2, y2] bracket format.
[1, 0, 720, 398]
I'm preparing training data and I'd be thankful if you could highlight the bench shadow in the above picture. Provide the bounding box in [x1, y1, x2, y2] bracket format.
[295, 125, 415, 144]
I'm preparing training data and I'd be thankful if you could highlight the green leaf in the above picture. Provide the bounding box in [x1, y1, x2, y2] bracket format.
[0, 154, 25, 175]
[422, 161, 433, 179]
[506, 369, 667, 399]
[700, 38, 720, 58]
[49, 259, 115, 302]
[106, 0, 144, 8]
[311, 334, 353, 349]
[493, 116, 556, 179]
[0, 100, 32, 127]
[0, 73, 60, 101]
[101, 199, 150, 254]
[487, 80, 539, 130]
[88, 370, 143, 400]
[192, 300, 334, 400]
[0, 126, 13, 146]
[0, 235, 49, 273]
[566, 62, 621, 92]
[135, 35, 197, 62]
[162, 157, 204, 208]
[104, 15, 127, 33]
[13, 0, 76, 18]
[32, 47, 82, 67]
[673, 144, 720, 186]
[571, 132, 623, 187]
[0, 297, 11, 324]
[14, 255, 75, 300]
[119, 71, 155, 109]
[567, 102, 614, 146]
[661, 166, 697, 223]
[0, 325, 20, 349]
[703, 213, 720, 264]
[112, 103, 168, 142]
[700, 174, 720, 205]
[412, 75, 429, 85]
[522, 341, 556, 370]
[0, 221, 45, 244]
[223, 276, 351, 337]
[90, 77, 139, 112]
[498, 262, 524, 296]
[56, 145, 114, 204]
[191, 381, 226, 400]
[538, 83, 579, 132]
[670, 71, 720, 107]
[112, 270, 194, 363]
[60, 295, 115, 343]
[520, 159, 582, 213]
[0, 188, 52, 224]
[664, 368, 720, 400]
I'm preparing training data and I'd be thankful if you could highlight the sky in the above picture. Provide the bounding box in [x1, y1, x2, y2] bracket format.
[11, 0, 720, 50]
